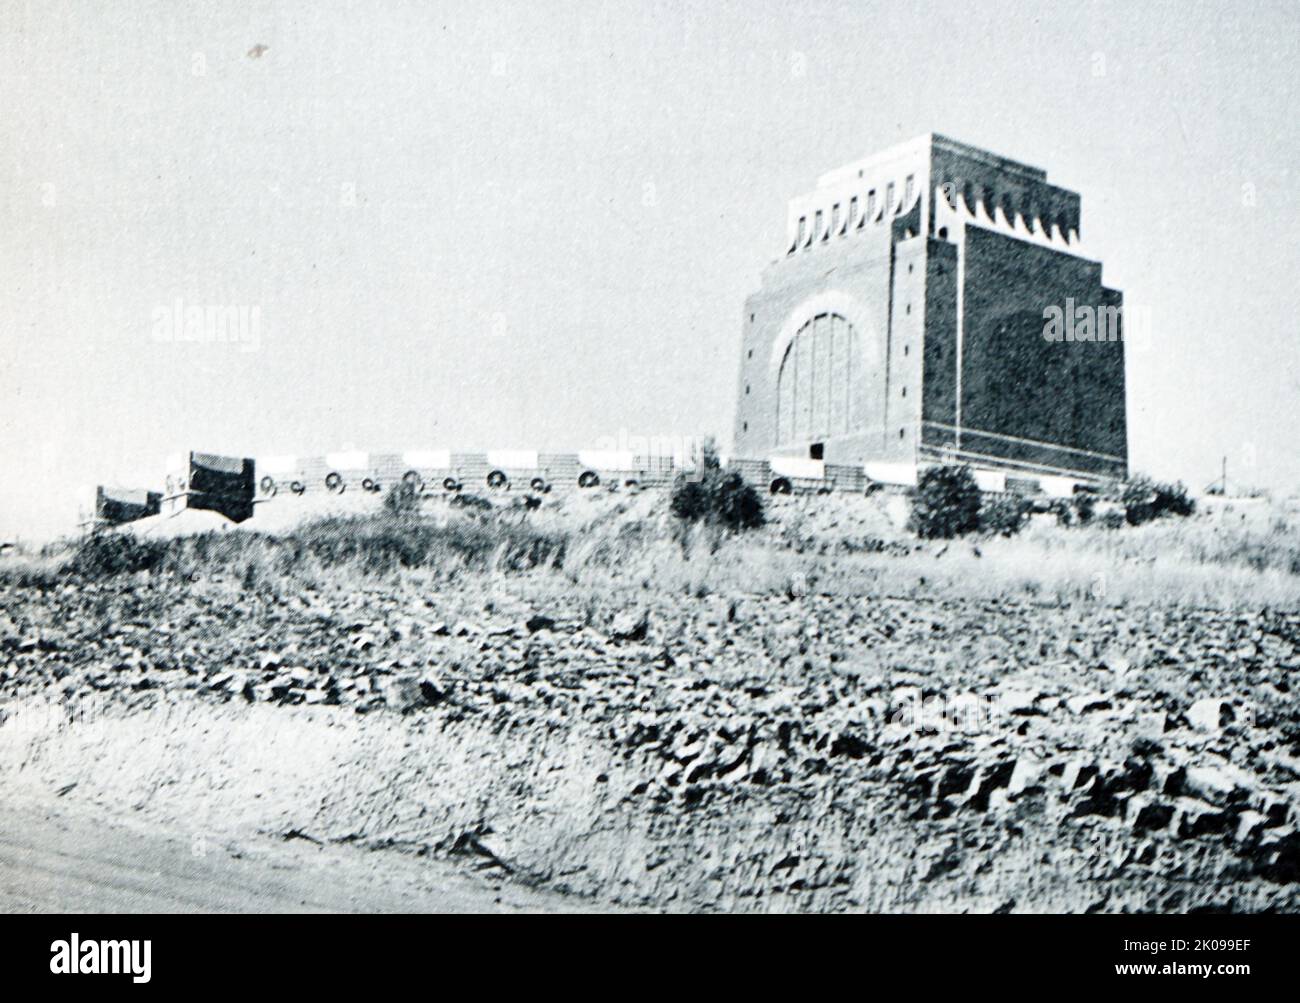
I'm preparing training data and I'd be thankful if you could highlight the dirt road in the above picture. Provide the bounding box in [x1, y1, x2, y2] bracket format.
[0, 791, 595, 913]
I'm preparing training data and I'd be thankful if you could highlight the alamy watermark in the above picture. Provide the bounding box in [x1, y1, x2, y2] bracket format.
[589, 429, 711, 482]
[1042, 298, 1152, 349]
[151, 298, 261, 353]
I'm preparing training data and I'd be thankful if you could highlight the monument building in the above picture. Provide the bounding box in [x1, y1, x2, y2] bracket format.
[733, 134, 1127, 483]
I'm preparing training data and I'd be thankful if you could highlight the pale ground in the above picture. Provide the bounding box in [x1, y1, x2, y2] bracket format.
[0, 790, 601, 913]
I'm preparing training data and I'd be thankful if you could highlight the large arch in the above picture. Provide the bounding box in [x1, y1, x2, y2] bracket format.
[769, 291, 880, 448]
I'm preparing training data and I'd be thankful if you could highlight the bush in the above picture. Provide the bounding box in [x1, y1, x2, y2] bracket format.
[1153, 480, 1195, 518]
[710, 471, 765, 530]
[0, 559, 61, 589]
[288, 515, 567, 575]
[669, 439, 764, 532]
[980, 495, 1032, 536]
[1099, 510, 1127, 530]
[669, 477, 709, 523]
[1044, 499, 1073, 527]
[448, 493, 493, 512]
[383, 479, 423, 518]
[68, 532, 168, 579]
[61, 511, 570, 582]
[910, 465, 981, 539]
[1122, 475, 1195, 525]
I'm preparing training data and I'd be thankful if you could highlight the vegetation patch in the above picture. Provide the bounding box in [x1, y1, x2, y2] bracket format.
[670, 440, 764, 532]
[979, 495, 1032, 537]
[909, 465, 981, 539]
[1121, 476, 1195, 525]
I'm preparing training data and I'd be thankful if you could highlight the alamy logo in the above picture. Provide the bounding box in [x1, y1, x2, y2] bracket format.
[151, 297, 261, 352]
[49, 934, 151, 983]
[1041, 297, 1123, 342]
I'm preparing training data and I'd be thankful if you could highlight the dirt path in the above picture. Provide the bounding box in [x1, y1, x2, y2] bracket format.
[0, 791, 598, 913]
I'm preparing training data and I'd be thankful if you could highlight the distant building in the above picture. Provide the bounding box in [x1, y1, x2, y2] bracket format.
[733, 134, 1127, 481]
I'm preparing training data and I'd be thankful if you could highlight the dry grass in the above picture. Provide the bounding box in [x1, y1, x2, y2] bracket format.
[9, 491, 1300, 611]
[557, 494, 1300, 610]
[22, 509, 566, 595]
[0, 552, 64, 589]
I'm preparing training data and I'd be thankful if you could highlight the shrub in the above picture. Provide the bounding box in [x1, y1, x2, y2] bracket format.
[1153, 480, 1195, 518]
[62, 511, 570, 582]
[1121, 478, 1154, 525]
[292, 515, 567, 575]
[1072, 492, 1096, 525]
[0, 559, 61, 589]
[1044, 499, 1073, 527]
[1122, 475, 1196, 525]
[448, 493, 493, 512]
[383, 479, 423, 518]
[669, 439, 765, 532]
[980, 495, 1032, 536]
[68, 532, 168, 579]
[909, 465, 981, 539]
[711, 471, 765, 530]
[669, 477, 709, 523]
[1099, 510, 1126, 530]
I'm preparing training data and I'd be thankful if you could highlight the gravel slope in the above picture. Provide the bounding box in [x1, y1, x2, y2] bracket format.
[4, 560, 1299, 912]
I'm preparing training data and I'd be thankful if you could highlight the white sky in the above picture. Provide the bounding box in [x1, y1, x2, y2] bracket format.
[3, 0, 1299, 539]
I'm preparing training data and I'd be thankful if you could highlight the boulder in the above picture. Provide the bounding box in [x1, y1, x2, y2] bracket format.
[610, 610, 649, 642]
[1066, 692, 1112, 715]
[1187, 698, 1234, 732]
[998, 689, 1041, 716]
[1174, 798, 1235, 838]
[1125, 793, 1175, 832]
[1234, 810, 1270, 845]
[1180, 763, 1252, 807]
[1059, 760, 1098, 793]
[1008, 757, 1047, 797]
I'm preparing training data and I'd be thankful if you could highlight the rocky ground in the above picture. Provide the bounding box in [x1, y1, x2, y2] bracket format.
[3, 521, 1300, 911]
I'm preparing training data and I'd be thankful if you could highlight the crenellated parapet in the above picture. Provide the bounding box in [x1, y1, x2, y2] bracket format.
[783, 133, 1084, 257]
[784, 134, 929, 253]
[929, 134, 1082, 251]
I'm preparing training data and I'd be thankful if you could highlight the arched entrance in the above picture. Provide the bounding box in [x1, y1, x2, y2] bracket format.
[775, 312, 866, 447]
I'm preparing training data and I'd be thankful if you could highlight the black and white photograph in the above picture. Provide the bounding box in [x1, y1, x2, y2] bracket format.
[0, 0, 1296, 985]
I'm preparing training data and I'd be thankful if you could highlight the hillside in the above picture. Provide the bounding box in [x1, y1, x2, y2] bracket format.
[2, 487, 1300, 911]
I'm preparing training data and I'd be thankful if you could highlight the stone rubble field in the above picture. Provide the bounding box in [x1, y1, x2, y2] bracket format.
[4, 504, 1300, 912]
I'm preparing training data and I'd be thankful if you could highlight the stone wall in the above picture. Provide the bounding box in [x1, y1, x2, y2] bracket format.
[957, 226, 1126, 476]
